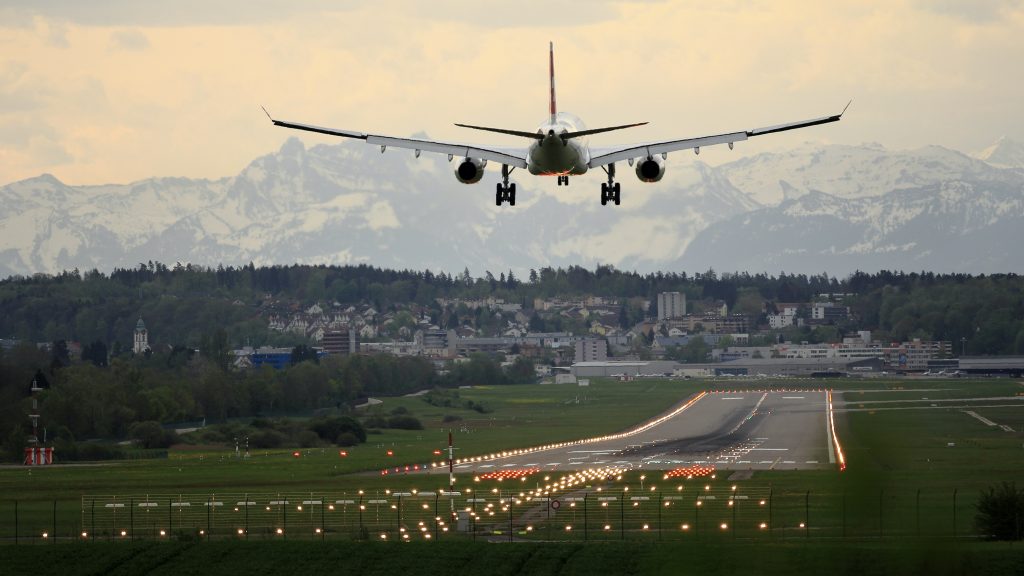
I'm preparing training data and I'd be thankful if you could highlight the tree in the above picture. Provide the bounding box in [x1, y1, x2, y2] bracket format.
[289, 344, 319, 366]
[975, 482, 1024, 540]
[81, 340, 108, 368]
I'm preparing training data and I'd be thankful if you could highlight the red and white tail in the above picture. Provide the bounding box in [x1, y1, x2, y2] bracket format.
[549, 41, 557, 124]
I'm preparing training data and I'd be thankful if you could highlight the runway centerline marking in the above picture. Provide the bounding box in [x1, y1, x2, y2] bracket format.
[722, 397, 745, 400]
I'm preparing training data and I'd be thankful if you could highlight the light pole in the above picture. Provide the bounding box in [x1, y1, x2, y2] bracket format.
[960, 337, 967, 357]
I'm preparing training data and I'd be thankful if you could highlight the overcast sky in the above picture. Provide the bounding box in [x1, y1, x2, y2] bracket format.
[1, 0, 1022, 186]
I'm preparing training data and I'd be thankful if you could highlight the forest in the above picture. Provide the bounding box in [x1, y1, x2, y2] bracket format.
[1, 263, 1022, 353]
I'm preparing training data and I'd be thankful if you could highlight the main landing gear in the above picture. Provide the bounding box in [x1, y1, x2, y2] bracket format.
[556, 175, 569, 186]
[496, 164, 516, 206]
[600, 163, 621, 206]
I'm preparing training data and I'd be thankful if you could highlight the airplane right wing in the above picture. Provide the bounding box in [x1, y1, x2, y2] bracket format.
[263, 109, 528, 169]
[587, 102, 850, 167]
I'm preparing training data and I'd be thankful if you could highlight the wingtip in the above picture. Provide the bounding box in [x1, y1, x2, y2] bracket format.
[260, 105, 274, 122]
[841, 99, 852, 116]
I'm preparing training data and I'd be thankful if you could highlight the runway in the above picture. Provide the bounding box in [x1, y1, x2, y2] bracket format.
[440, 391, 833, 474]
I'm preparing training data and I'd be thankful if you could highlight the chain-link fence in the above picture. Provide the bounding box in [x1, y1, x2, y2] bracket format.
[0, 486, 993, 543]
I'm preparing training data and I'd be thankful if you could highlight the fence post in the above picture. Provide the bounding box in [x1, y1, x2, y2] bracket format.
[583, 494, 588, 542]
[916, 489, 921, 537]
[92, 500, 96, 542]
[52, 500, 57, 544]
[244, 493, 249, 540]
[396, 494, 401, 539]
[130, 496, 134, 542]
[14, 500, 18, 545]
[805, 490, 810, 539]
[546, 497, 551, 541]
[841, 492, 846, 538]
[952, 489, 957, 539]
[321, 496, 325, 541]
[695, 498, 700, 539]
[732, 496, 736, 540]
[658, 492, 663, 541]
[358, 494, 364, 538]
[620, 491, 625, 540]
[879, 488, 884, 539]
[283, 495, 288, 540]
[508, 495, 513, 543]
[768, 489, 773, 539]
[206, 496, 211, 541]
[434, 493, 439, 541]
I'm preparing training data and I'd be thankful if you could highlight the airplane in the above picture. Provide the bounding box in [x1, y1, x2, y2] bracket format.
[263, 42, 849, 207]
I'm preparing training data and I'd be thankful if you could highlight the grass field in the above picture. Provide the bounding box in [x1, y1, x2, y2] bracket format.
[4, 540, 1024, 576]
[2, 377, 1023, 562]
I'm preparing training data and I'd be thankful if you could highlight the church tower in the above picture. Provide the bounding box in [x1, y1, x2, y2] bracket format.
[133, 318, 150, 354]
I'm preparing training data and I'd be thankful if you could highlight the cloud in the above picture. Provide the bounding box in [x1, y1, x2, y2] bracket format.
[915, 0, 1023, 22]
[109, 29, 150, 51]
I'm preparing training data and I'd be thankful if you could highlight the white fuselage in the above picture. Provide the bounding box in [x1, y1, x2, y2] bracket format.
[526, 112, 590, 176]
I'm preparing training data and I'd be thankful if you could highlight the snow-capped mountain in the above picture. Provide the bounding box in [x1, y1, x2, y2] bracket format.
[0, 137, 1021, 278]
[975, 137, 1024, 170]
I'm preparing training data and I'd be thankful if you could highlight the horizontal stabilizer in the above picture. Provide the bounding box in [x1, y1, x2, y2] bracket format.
[455, 123, 544, 140]
[561, 122, 647, 140]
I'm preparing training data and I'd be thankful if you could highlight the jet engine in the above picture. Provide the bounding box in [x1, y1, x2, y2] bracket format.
[635, 155, 665, 183]
[454, 158, 487, 184]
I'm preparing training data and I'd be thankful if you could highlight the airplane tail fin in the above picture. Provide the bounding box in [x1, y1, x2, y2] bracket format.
[549, 41, 557, 124]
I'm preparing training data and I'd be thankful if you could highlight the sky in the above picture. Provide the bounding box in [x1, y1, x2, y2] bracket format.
[1, 0, 1023, 186]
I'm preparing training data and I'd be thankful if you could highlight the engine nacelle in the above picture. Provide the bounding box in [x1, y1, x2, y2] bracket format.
[635, 156, 666, 183]
[454, 158, 487, 184]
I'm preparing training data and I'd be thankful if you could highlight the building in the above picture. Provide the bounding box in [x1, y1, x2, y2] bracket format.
[322, 329, 358, 356]
[574, 338, 608, 363]
[810, 303, 851, 324]
[416, 329, 457, 358]
[657, 292, 686, 320]
[133, 318, 150, 354]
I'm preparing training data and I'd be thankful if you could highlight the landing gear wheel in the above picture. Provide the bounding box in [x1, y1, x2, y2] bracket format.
[600, 182, 609, 206]
[495, 183, 504, 206]
[508, 183, 516, 206]
[613, 182, 621, 205]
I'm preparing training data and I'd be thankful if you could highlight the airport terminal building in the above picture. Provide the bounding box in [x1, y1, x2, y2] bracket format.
[571, 357, 884, 378]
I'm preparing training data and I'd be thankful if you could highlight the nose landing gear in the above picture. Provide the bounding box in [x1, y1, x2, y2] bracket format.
[496, 164, 516, 206]
[600, 163, 620, 205]
[556, 175, 569, 186]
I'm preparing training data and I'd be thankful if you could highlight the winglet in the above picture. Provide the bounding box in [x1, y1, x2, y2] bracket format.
[840, 100, 852, 117]
[260, 105, 275, 123]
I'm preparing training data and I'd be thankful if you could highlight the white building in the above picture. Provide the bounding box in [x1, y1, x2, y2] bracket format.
[657, 292, 686, 320]
[133, 318, 150, 354]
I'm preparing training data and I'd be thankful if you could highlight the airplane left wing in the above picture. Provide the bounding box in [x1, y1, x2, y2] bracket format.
[587, 102, 850, 168]
[263, 108, 528, 169]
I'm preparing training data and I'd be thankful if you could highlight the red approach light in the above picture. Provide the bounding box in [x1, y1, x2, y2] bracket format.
[433, 449, 442, 456]
[386, 450, 394, 456]
[339, 450, 348, 457]
[479, 467, 541, 481]
[292, 451, 301, 458]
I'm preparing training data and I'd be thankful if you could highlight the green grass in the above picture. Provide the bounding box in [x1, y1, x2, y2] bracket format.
[2, 378, 1023, 546]
[3, 540, 1024, 576]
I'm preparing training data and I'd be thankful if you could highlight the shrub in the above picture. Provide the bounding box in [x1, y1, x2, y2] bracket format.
[364, 416, 389, 429]
[442, 414, 462, 423]
[976, 481, 1024, 540]
[249, 429, 286, 449]
[297, 430, 320, 448]
[387, 415, 424, 430]
[336, 432, 360, 447]
[129, 421, 179, 449]
[390, 406, 409, 415]
[310, 416, 367, 444]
